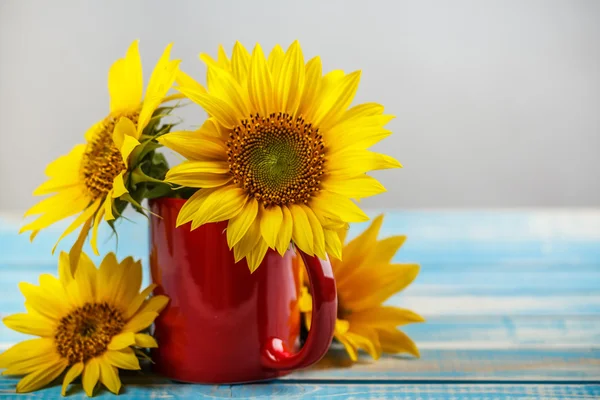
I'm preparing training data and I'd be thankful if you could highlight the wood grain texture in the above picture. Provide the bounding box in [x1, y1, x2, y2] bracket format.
[1, 210, 599, 398]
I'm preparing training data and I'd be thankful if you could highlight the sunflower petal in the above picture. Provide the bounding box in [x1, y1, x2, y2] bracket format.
[137, 295, 169, 314]
[378, 329, 420, 357]
[15, 359, 67, 394]
[190, 187, 247, 229]
[112, 117, 140, 163]
[290, 204, 314, 254]
[227, 198, 258, 248]
[135, 333, 158, 348]
[122, 312, 159, 333]
[233, 218, 262, 262]
[61, 362, 84, 396]
[248, 43, 273, 116]
[165, 160, 231, 188]
[207, 65, 250, 119]
[312, 70, 361, 130]
[322, 175, 386, 199]
[275, 206, 293, 256]
[324, 229, 342, 261]
[311, 191, 369, 223]
[177, 86, 239, 129]
[51, 199, 101, 254]
[158, 130, 227, 161]
[260, 205, 283, 249]
[107, 332, 136, 350]
[109, 40, 143, 113]
[298, 56, 322, 117]
[274, 40, 305, 113]
[3, 313, 55, 337]
[302, 206, 326, 259]
[247, 238, 269, 273]
[99, 358, 122, 394]
[138, 43, 180, 134]
[232, 41, 251, 84]
[82, 358, 100, 397]
[105, 348, 141, 370]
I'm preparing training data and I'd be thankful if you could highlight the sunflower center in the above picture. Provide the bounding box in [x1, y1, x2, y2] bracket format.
[81, 112, 139, 199]
[55, 302, 125, 364]
[227, 113, 325, 207]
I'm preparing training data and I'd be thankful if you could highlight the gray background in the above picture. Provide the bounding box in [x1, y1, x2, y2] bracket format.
[1, 0, 599, 211]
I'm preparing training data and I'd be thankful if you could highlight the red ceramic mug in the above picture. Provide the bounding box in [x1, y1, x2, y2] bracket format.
[149, 197, 337, 383]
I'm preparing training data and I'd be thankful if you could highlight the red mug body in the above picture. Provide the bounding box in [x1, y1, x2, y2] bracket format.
[149, 197, 337, 383]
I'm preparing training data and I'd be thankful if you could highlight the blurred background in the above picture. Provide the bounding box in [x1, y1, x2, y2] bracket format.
[0, 0, 599, 211]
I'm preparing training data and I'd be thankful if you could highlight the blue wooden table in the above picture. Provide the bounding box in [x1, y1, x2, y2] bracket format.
[1, 210, 599, 399]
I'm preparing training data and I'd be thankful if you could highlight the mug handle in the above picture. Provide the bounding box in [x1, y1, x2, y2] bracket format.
[261, 249, 337, 370]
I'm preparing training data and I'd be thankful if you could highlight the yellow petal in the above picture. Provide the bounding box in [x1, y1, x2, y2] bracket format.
[137, 295, 169, 314]
[125, 284, 157, 320]
[312, 70, 361, 130]
[104, 348, 141, 370]
[378, 329, 420, 357]
[175, 188, 214, 227]
[342, 102, 385, 120]
[322, 175, 386, 199]
[247, 43, 273, 116]
[99, 358, 122, 394]
[82, 358, 100, 397]
[112, 117, 140, 162]
[227, 197, 259, 248]
[327, 149, 402, 177]
[298, 56, 322, 117]
[19, 281, 67, 320]
[2, 313, 55, 337]
[349, 306, 425, 328]
[336, 333, 359, 362]
[190, 187, 247, 229]
[231, 41, 251, 84]
[70, 217, 93, 266]
[165, 160, 231, 188]
[51, 199, 101, 254]
[335, 215, 383, 278]
[158, 130, 227, 161]
[267, 44, 285, 80]
[135, 333, 158, 348]
[177, 86, 239, 129]
[122, 312, 159, 333]
[61, 362, 84, 396]
[138, 43, 180, 134]
[233, 217, 262, 262]
[246, 238, 269, 273]
[109, 40, 143, 113]
[207, 66, 250, 119]
[346, 326, 382, 360]
[107, 331, 136, 350]
[343, 264, 420, 311]
[111, 172, 129, 199]
[120, 258, 143, 305]
[311, 191, 369, 223]
[58, 251, 73, 286]
[21, 189, 90, 235]
[0, 338, 55, 369]
[15, 359, 68, 394]
[302, 206, 326, 259]
[274, 40, 305, 113]
[324, 229, 342, 260]
[290, 204, 313, 254]
[275, 206, 293, 256]
[88, 202, 105, 253]
[175, 69, 206, 94]
[260, 205, 283, 249]
[103, 194, 115, 221]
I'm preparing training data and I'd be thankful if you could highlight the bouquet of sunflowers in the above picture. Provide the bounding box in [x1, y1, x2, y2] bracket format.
[0, 40, 423, 396]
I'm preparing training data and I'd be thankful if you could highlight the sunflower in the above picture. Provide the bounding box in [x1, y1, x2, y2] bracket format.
[159, 41, 401, 271]
[20, 40, 180, 255]
[0, 251, 168, 396]
[300, 215, 423, 361]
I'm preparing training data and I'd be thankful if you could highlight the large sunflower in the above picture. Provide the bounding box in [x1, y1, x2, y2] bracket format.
[159, 41, 401, 271]
[20, 40, 180, 254]
[300, 215, 423, 361]
[0, 251, 168, 396]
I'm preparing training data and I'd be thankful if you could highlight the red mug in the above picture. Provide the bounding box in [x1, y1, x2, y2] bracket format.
[149, 197, 337, 383]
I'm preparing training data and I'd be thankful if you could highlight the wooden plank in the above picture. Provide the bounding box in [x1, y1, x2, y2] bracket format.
[1, 378, 599, 399]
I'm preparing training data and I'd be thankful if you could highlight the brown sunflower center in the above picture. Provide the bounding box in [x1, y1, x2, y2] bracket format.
[81, 112, 139, 199]
[227, 113, 325, 207]
[55, 302, 125, 364]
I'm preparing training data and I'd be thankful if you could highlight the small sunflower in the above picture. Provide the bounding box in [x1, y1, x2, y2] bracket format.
[0, 251, 168, 396]
[159, 41, 401, 271]
[20, 40, 180, 254]
[300, 215, 423, 361]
